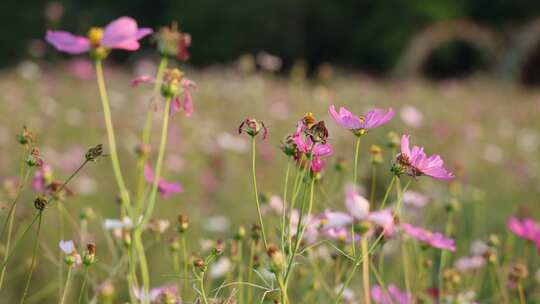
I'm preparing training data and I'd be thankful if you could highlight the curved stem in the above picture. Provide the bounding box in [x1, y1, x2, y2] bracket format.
[181, 235, 189, 296]
[250, 137, 268, 249]
[60, 267, 73, 304]
[20, 211, 43, 304]
[353, 136, 361, 185]
[95, 60, 131, 215]
[199, 271, 209, 304]
[281, 158, 291, 255]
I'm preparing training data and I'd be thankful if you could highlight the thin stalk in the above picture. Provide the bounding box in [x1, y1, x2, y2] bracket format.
[517, 282, 526, 304]
[379, 176, 396, 209]
[396, 177, 411, 295]
[78, 268, 89, 304]
[250, 137, 268, 249]
[20, 211, 43, 304]
[134, 96, 172, 301]
[95, 59, 131, 215]
[135, 56, 169, 211]
[438, 212, 453, 298]
[360, 237, 371, 304]
[246, 241, 256, 302]
[0, 168, 31, 289]
[198, 271, 209, 304]
[181, 235, 188, 296]
[370, 164, 376, 205]
[60, 267, 73, 304]
[281, 158, 291, 255]
[350, 136, 361, 257]
[237, 240, 244, 304]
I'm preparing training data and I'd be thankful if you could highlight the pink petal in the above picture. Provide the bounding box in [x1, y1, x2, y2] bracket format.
[46, 30, 90, 54]
[144, 163, 155, 183]
[131, 74, 153, 87]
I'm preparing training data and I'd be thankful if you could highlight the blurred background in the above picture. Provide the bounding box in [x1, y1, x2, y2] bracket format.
[2, 0, 540, 84]
[1, 1, 540, 302]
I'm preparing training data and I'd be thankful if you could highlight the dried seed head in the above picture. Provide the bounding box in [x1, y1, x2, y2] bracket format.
[26, 148, 43, 167]
[34, 195, 48, 210]
[509, 262, 529, 282]
[17, 126, 35, 146]
[85, 144, 104, 162]
[238, 118, 268, 139]
[161, 68, 184, 98]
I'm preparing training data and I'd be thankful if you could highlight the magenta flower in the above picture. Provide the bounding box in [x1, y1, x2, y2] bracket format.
[328, 105, 394, 135]
[171, 78, 197, 117]
[292, 132, 332, 173]
[144, 164, 183, 199]
[507, 216, 539, 241]
[402, 223, 456, 251]
[372, 284, 412, 304]
[46, 16, 152, 54]
[32, 164, 53, 192]
[396, 135, 454, 180]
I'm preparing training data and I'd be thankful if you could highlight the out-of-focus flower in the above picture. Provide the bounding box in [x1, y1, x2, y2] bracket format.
[203, 216, 230, 233]
[155, 23, 191, 61]
[32, 164, 53, 192]
[371, 284, 412, 304]
[68, 59, 94, 80]
[144, 164, 183, 199]
[262, 195, 284, 215]
[395, 135, 454, 180]
[455, 255, 485, 272]
[483, 144, 503, 164]
[59, 240, 82, 266]
[46, 17, 152, 55]
[400, 105, 423, 128]
[402, 223, 456, 251]
[171, 78, 197, 117]
[328, 105, 394, 136]
[402, 191, 429, 208]
[216, 132, 248, 153]
[209, 257, 232, 279]
[45, 2, 64, 22]
[256, 51, 282, 72]
[507, 216, 540, 252]
[133, 285, 180, 304]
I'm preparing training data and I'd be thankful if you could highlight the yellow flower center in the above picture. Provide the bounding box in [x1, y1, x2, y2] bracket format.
[88, 27, 104, 46]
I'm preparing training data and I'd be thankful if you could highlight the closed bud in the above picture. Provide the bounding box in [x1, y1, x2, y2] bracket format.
[169, 237, 180, 252]
[85, 144, 104, 162]
[488, 234, 500, 248]
[267, 244, 285, 273]
[83, 243, 96, 266]
[194, 258, 205, 271]
[17, 126, 35, 146]
[235, 225, 246, 241]
[212, 240, 225, 256]
[177, 214, 189, 233]
[387, 132, 400, 149]
[135, 143, 152, 157]
[79, 207, 95, 221]
[238, 118, 268, 139]
[370, 145, 383, 164]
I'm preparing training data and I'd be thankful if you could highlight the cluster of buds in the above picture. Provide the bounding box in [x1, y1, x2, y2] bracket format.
[154, 23, 191, 61]
[26, 148, 43, 167]
[267, 244, 285, 273]
[370, 145, 383, 165]
[177, 214, 189, 233]
[161, 68, 184, 98]
[17, 126, 35, 146]
[85, 144, 104, 162]
[238, 118, 268, 139]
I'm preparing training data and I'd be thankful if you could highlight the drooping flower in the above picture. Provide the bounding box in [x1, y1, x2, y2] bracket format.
[402, 223, 456, 251]
[395, 135, 454, 180]
[238, 118, 268, 139]
[171, 78, 196, 117]
[328, 105, 394, 135]
[155, 23, 192, 61]
[46, 16, 152, 55]
[144, 164, 183, 199]
[372, 284, 412, 304]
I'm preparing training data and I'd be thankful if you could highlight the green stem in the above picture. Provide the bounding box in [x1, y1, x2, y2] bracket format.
[370, 164, 376, 205]
[246, 241, 256, 302]
[199, 271, 209, 304]
[250, 137, 268, 249]
[95, 59, 131, 215]
[134, 96, 172, 302]
[353, 135, 361, 185]
[20, 211, 43, 304]
[281, 158, 291, 255]
[135, 56, 169, 212]
[379, 175, 395, 209]
[237, 240, 244, 304]
[181, 235, 188, 296]
[0, 168, 31, 290]
[361, 237, 371, 304]
[438, 212, 453, 298]
[60, 267, 73, 304]
[77, 268, 88, 304]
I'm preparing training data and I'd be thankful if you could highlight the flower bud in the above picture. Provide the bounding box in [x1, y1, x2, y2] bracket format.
[193, 258, 205, 271]
[267, 244, 285, 273]
[100, 281, 115, 302]
[487, 234, 500, 248]
[387, 132, 400, 149]
[212, 240, 225, 256]
[135, 143, 152, 157]
[234, 225, 246, 241]
[85, 144, 104, 162]
[238, 118, 268, 139]
[370, 145, 383, 164]
[83, 243, 96, 266]
[177, 214, 189, 233]
[169, 237, 180, 252]
[251, 224, 261, 243]
[80, 207, 95, 221]
[161, 69, 184, 98]
[280, 135, 297, 157]
[26, 148, 43, 167]
[17, 126, 34, 146]
[334, 157, 347, 172]
[34, 195, 48, 210]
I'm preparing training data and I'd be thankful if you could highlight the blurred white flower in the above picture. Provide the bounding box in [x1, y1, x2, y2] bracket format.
[216, 132, 248, 153]
[209, 257, 232, 279]
[455, 256, 485, 271]
[470, 240, 488, 256]
[17, 61, 41, 81]
[104, 217, 133, 230]
[400, 105, 423, 128]
[59, 240, 75, 254]
[72, 175, 97, 195]
[483, 144, 503, 164]
[402, 191, 429, 207]
[203, 216, 230, 233]
[256, 52, 282, 72]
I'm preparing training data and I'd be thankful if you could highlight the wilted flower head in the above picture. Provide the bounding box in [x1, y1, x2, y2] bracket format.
[144, 163, 183, 199]
[402, 223, 456, 251]
[238, 118, 268, 139]
[394, 135, 454, 181]
[328, 105, 394, 136]
[46, 17, 152, 58]
[155, 23, 192, 61]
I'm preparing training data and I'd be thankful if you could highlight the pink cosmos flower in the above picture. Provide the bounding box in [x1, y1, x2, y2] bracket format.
[455, 255, 486, 272]
[46, 16, 152, 54]
[507, 216, 539, 241]
[402, 223, 456, 251]
[328, 105, 394, 134]
[144, 163, 183, 199]
[32, 164, 53, 192]
[372, 284, 412, 304]
[396, 135, 454, 180]
[292, 132, 332, 173]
